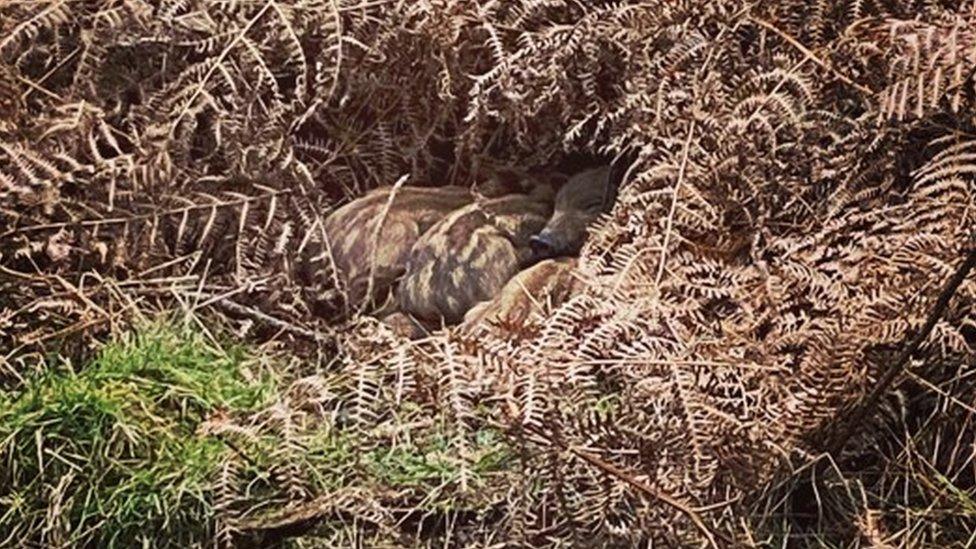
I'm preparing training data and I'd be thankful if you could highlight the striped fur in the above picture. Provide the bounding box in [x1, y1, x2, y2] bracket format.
[324, 185, 474, 306]
[399, 194, 552, 323]
[461, 257, 580, 331]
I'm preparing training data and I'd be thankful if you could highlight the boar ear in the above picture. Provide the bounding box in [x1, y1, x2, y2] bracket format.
[528, 182, 556, 202]
[521, 170, 565, 203]
[545, 171, 571, 188]
[476, 163, 536, 197]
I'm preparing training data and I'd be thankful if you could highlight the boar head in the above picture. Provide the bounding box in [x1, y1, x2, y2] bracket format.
[529, 166, 612, 260]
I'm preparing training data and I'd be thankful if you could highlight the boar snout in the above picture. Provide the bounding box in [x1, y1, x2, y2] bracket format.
[529, 231, 557, 260]
[530, 213, 589, 261]
[528, 165, 613, 262]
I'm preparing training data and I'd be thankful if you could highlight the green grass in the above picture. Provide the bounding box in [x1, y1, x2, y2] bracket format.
[0, 319, 276, 548]
[0, 318, 516, 547]
[364, 430, 510, 491]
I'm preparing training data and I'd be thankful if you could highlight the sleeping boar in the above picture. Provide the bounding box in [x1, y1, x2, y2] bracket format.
[529, 165, 612, 260]
[460, 257, 581, 332]
[323, 185, 474, 309]
[398, 193, 553, 324]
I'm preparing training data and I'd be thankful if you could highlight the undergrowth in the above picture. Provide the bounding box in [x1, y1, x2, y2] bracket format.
[0, 320, 272, 546]
[0, 319, 511, 547]
[2, 0, 976, 545]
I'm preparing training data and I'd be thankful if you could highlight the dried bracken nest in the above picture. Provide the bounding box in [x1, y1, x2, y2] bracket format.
[2, 0, 976, 546]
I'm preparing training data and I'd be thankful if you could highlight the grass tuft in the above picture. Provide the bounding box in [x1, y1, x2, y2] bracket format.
[0, 319, 275, 548]
[0, 319, 517, 546]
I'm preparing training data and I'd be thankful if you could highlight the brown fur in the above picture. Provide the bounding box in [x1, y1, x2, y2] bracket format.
[398, 194, 552, 324]
[461, 257, 581, 331]
[324, 185, 474, 307]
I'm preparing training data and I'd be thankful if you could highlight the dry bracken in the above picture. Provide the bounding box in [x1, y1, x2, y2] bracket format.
[2, 0, 976, 546]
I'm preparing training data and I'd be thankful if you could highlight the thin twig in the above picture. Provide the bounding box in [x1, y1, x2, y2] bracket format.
[653, 123, 696, 289]
[521, 423, 729, 547]
[749, 16, 874, 96]
[567, 444, 724, 548]
[827, 242, 976, 454]
[359, 173, 409, 315]
[212, 298, 334, 342]
[170, 0, 274, 134]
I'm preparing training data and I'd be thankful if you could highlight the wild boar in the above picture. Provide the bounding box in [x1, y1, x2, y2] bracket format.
[460, 257, 581, 332]
[529, 165, 612, 260]
[323, 185, 474, 309]
[398, 194, 553, 324]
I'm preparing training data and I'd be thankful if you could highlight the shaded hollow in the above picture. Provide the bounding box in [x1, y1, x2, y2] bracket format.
[318, 153, 624, 333]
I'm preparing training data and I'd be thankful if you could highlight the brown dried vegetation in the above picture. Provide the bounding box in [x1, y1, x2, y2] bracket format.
[2, 0, 976, 546]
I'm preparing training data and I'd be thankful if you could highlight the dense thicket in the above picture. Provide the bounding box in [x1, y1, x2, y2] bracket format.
[2, 0, 975, 546]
